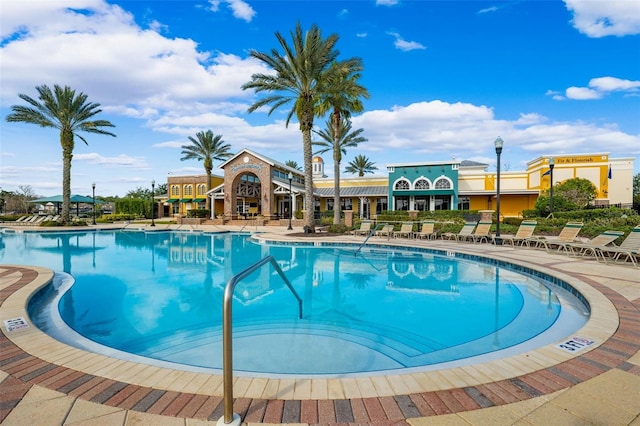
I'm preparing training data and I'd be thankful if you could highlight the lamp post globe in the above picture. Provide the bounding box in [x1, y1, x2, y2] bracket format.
[287, 172, 293, 230]
[549, 157, 555, 215]
[151, 180, 156, 227]
[494, 137, 504, 240]
[91, 182, 96, 225]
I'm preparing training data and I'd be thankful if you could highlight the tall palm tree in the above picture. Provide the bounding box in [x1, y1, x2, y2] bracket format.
[180, 130, 232, 211]
[345, 154, 378, 177]
[242, 22, 360, 232]
[313, 117, 367, 224]
[316, 61, 369, 224]
[6, 84, 116, 224]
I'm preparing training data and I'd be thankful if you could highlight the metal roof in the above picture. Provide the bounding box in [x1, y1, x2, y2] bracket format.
[314, 186, 388, 197]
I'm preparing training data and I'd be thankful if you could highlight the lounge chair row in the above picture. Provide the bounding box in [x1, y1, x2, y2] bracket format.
[12, 214, 60, 225]
[353, 220, 437, 240]
[352, 219, 639, 267]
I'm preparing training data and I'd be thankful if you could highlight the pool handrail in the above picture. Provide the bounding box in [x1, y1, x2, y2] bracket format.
[355, 223, 385, 255]
[220, 255, 303, 425]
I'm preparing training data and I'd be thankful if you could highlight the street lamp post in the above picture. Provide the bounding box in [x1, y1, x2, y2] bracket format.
[287, 172, 293, 230]
[151, 180, 156, 227]
[91, 182, 96, 225]
[494, 137, 504, 242]
[549, 157, 555, 216]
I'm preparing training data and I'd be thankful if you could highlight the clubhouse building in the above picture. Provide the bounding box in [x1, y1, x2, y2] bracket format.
[163, 148, 635, 222]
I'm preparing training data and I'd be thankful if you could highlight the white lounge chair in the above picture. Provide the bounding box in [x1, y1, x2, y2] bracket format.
[415, 220, 437, 240]
[393, 221, 414, 238]
[527, 222, 583, 252]
[442, 222, 476, 241]
[595, 225, 640, 267]
[495, 220, 537, 246]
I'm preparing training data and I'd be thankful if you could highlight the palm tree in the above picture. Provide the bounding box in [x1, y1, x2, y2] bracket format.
[285, 160, 302, 171]
[313, 117, 367, 224]
[315, 61, 369, 225]
[345, 154, 378, 177]
[180, 130, 232, 211]
[242, 22, 360, 232]
[6, 84, 116, 224]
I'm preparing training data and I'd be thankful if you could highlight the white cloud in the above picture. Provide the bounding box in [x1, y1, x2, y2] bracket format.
[387, 31, 426, 52]
[561, 76, 640, 100]
[207, 0, 255, 22]
[350, 100, 640, 159]
[74, 153, 150, 168]
[477, 6, 499, 14]
[564, 0, 640, 37]
[566, 86, 602, 100]
[588, 76, 640, 92]
[0, 0, 269, 134]
[226, 0, 256, 22]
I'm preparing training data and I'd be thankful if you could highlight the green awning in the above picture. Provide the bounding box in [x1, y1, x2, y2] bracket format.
[166, 199, 179, 203]
[193, 198, 206, 202]
[179, 198, 193, 202]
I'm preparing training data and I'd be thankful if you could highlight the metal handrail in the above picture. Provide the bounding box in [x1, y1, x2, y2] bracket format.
[354, 223, 384, 255]
[219, 255, 303, 425]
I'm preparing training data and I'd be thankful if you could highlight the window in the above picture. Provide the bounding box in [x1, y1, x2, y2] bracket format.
[415, 196, 429, 211]
[197, 184, 206, 195]
[394, 179, 410, 190]
[326, 199, 334, 211]
[395, 196, 410, 211]
[341, 198, 353, 210]
[314, 199, 320, 212]
[458, 196, 470, 210]
[434, 195, 450, 210]
[435, 178, 451, 189]
[171, 185, 180, 196]
[376, 197, 388, 214]
[415, 178, 430, 190]
[184, 185, 193, 196]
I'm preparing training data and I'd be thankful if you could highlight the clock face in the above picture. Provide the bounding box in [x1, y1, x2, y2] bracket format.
[243, 156, 249, 163]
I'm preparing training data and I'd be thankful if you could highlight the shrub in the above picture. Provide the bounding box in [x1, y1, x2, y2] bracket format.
[99, 213, 141, 223]
[187, 209, 209, 218]
[39, 220, 64, 227]
[328, 224, 350, 234]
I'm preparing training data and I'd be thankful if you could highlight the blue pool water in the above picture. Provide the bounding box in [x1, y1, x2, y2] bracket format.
[1, 230, 588, 376]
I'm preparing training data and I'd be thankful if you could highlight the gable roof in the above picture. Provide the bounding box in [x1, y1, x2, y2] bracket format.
[218, 148, 302, 177]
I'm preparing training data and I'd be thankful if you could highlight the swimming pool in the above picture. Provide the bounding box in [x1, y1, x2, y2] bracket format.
[1, 230, 589, 377]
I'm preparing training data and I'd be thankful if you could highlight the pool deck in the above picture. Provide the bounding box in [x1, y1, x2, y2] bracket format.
[1, 223, 639, 425]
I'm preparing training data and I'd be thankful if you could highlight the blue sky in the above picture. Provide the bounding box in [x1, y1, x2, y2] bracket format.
[1, 0, 639, 197]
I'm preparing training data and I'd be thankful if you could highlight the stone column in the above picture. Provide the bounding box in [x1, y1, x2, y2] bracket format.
[344, 210, 353, 227]
[479, 210, 494, 222]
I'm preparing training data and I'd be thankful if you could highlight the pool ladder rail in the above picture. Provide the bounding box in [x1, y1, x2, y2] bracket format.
[219, 255, 303, 426]
[354, 223, 386, 255]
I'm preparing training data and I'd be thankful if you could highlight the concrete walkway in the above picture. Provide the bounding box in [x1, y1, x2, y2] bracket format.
[1, 224, 639, 425]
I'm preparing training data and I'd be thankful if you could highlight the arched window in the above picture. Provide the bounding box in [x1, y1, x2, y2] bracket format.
[171, 185, 180, 196]
[184, 185, 193, 196]
[435, 178, 451, 189]
[394, 179, 410, 190]
[197, 184, 206, 195]
[415, 178, 430, 190]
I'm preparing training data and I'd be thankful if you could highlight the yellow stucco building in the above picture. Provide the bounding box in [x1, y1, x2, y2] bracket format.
[162, 150, 634, 220]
